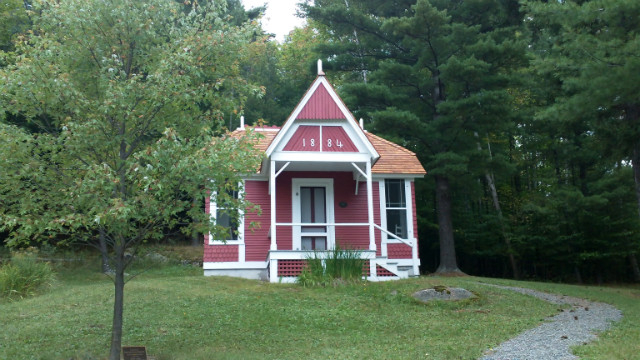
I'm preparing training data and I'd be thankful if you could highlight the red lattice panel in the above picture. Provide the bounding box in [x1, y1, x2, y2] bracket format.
[278, 260, 305, 277]
[376, 265, 397, 277]
[363, 260, 370, 276]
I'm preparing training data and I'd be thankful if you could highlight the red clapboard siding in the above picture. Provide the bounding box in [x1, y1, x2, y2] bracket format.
[282, 125, 320, 151]
[244, 180, 271, 261]
[322, 126, 358, 152]
[296, 83, 345, 120]
[204, 245, 238, 262]
[275, 174, 293, 250]
[334, 172, 368, 250]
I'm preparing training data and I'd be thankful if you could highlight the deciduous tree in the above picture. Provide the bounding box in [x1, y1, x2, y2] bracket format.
[0, 0, 262, 357]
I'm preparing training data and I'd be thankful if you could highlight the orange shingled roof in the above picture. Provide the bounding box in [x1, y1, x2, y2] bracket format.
[230, 126, 425, 176]
[366, 132, 426, 175]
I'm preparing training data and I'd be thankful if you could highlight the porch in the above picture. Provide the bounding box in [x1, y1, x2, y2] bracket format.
[266, 222, 419, 283]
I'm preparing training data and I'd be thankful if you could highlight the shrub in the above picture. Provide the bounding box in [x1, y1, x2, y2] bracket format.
[297, 246, 365, 287]
[0, 248, 55, 300]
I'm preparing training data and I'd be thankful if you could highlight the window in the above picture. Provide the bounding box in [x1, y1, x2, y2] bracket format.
[385, 179, 407, 239]
[210, 182, 244, 244]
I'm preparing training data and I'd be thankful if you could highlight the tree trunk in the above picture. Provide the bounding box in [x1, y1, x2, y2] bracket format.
[434, 175, 462, 274]
[475, 132, 519, 279]
[633, 142, 640, 219]
[629, 253, 640, 283]
[109, 240, 125, 360]
[191, 197, 200, 247]
[99, 227, 110, 273]
[574, 265, 583, 284]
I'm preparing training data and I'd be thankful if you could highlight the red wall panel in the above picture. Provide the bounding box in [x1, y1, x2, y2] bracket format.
[244, 180, 271, 261]
[296, 83, 345, 120]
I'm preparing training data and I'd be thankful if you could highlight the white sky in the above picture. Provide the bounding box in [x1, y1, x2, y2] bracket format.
[240, 0, 307, 42]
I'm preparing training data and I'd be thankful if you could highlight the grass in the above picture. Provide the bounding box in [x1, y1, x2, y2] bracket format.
[0, 260, 638, 359]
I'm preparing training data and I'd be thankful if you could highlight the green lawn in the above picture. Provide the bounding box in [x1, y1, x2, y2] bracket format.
[1, 263, 638, 360]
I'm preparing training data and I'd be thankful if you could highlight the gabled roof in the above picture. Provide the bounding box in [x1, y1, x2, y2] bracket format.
[265, 75, 379, 159]
[231, 126, 426, 176]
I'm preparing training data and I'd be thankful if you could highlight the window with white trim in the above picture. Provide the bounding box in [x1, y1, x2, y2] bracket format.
[385, 179, 407, 239]
[209, 182, 244, 244]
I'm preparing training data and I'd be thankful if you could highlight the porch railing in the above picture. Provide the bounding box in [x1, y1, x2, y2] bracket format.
[269, 222, 420, 279]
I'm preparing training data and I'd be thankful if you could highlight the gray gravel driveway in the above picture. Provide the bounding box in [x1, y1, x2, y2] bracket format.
[479, 284, 622, 360]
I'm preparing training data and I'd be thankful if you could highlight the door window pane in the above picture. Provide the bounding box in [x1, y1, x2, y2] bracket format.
[302, 237, 327, 250]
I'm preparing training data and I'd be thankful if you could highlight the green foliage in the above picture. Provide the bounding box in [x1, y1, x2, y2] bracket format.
[0, 248, 55, 300]
[297, 247, 365, 287]
[0, 0, 264, 356]
[0, 0, 30, 54]
[0, 0, 264, 247]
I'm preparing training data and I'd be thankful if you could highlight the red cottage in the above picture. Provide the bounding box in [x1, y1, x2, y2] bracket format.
[204, 61, 426, 282]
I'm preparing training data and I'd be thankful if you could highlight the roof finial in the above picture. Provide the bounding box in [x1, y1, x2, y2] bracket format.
[317, 59, 325, 76]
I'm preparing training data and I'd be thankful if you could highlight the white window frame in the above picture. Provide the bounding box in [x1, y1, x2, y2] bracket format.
[209, 180, 245, 245]
[291, 178, 335, 251]
[379, 179, 414, 244]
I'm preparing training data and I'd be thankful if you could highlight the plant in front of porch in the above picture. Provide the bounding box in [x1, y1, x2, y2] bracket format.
[297, 246, 365, 287]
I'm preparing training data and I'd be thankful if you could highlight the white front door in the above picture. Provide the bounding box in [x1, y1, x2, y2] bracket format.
[292, 178, 335, 251]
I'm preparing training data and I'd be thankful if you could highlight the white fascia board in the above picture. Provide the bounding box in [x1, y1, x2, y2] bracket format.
[203, 261, 268, 270]
[271, 152, 370, 163]
[265, 77, 379, 160]
[266, 77, 324, 156]
[319, 77, 379, 160]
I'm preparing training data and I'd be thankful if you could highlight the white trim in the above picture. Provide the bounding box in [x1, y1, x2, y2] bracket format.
[405, 180, 415, 241]
[378, 181, 388, 257]
[209, 181, 245, 245]
[203, 261, 267, 270]
[268, 250, 376, 260]
[366, 160, 375, 252]
[291, 178, 335, 251]
[270, 160, 277, 250]
[380, 178, 411, 242]
[271, 151, 370, 163]
[265, 77, 379, 160]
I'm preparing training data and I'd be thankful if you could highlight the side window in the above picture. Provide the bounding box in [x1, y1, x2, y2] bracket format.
[385, 179, 407, 239]
[210, 182, 243, 243]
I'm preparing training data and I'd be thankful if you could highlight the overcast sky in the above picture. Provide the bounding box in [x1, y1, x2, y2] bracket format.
[240, 0, 307, 42]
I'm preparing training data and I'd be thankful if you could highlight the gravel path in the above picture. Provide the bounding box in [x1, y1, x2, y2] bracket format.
[479, 284, 622, 360]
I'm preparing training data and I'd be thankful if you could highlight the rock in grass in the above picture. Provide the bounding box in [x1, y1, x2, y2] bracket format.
[413, 287, 476, 302]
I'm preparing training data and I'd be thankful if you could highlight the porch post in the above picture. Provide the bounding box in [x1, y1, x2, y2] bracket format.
[412, 238, 419, 276]
[366, 159, 376, 252]
[270, 160, 277, 251]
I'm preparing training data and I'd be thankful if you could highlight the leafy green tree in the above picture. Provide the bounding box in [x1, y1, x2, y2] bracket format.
[0, 0, 31, 53]
[524, 0, 640, 281]
[0, 0, 262, 357]
[305, 0, 527, 274]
